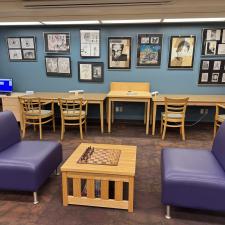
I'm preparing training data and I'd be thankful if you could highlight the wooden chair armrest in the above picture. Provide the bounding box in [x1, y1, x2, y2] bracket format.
[217, 104, 225, 110]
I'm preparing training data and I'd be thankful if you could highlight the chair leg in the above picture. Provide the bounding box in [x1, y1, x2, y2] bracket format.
[165, 205, 171, 219]
[213, 121, 217, 138]
[162, 121, 167, 140]
[22, 122, 26, 138]
[80, 120, 83, 140]
[61, 120, 64, 141]
[33, 192, 39, 204]
[181, 123, 185, 141]
[160, 117, 163, 134]
[52, 116, 56, 132]
[85, 119, 87, 133]
[39, 119, 42, 140]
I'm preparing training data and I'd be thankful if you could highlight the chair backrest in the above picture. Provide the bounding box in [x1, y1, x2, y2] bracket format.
[164, 97, 189, 118]
[0, 111, 21, 152]
[58, 98, 87, 118]
[19, 97, 41, 114]
[212, 121, 225, 171]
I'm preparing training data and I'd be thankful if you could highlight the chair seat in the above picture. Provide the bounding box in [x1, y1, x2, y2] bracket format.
[0, 140, 62, 192]
[25, 109, 52, 117]
[162, 112, 183, 119]
[218, 114, 225, 122]
[162, 148, 225, 211]
[63, 110, 86, 118]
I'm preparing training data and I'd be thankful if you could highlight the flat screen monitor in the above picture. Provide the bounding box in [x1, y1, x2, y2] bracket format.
[0, 78, 13, 93]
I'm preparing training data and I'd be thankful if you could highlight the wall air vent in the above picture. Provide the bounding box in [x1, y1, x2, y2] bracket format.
[22, 0, 175, 9]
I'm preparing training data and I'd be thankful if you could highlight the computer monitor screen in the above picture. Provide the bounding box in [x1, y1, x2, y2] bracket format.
[0, 78, 13, 93]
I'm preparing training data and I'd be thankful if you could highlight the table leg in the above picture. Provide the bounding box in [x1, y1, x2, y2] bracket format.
[128, 177, 134, 212]
[100, 101, 104, 133]
[108, 98, 111, 133]
[152, 102, 157, 135]
[146, 100, 150, 135]
[112, 101, 114, 124]
[62, 172, 68, 206]
[144, 102, 147, 125]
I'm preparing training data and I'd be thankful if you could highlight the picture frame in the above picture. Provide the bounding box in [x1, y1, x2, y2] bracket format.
[78, 62, 104, 82]
[80, 30, 100, 58]
[201, 28, 225, 56]
[7, 36, 36, 61]
[45, 56, 71, 77]
[137, 33, 163, 67]
[108, 37, 131, 70]
[168, 36, 196, 69]
[44, 32, 70, 54]
[198, 59, 225, 85]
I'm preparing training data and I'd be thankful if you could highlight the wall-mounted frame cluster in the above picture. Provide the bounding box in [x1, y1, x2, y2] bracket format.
[201, 28, 225, 56]
[198, 59, 225, 85]
[80, 30, 100, 58]
[168, 36, 196, 69]
[45, 56, 71, 77]
[7, 37, 36, 61]
[78, 62, 104, 82]
[137, 34, 163, 67]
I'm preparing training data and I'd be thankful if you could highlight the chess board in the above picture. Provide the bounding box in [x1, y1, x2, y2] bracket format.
[77, 147, 121, 166]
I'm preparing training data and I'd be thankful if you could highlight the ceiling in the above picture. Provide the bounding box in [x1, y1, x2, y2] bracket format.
[0, 0, 225, 22]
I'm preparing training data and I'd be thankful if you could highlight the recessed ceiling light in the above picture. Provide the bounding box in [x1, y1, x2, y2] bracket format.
[42, 20, 100, 25]
[0, 22, 42, 26]
[101, 19, 161, 24]
[163, 18, 225, 23]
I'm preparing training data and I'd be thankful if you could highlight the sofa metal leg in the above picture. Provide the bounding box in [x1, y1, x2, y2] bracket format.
[55, 167, 60, 176]
[33, 192, 39, 204]
[165, 205, 171, 219]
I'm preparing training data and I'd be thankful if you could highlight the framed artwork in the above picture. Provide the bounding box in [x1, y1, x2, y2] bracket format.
[80, 30, 100, 57]
[7, 37, 36, 61]
[198, 59, 225, 85]
[78, 62, 104, 82]
[201, 28, 225, 56]
[44, 32, 70, 54]
[108, 37, 131, 69]
[45, 56, 71, 77]
[137, 34, 163, 67]
[168, 36, 196, 69]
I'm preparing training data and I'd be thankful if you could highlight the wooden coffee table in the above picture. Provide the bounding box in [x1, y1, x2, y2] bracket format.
[61, 143, 137, 212]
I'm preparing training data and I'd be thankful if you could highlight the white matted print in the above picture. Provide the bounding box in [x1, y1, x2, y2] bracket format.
[9, 49, 22, 60]
[206, 29, 221, 41]
[202, 61, 210, 70]
[21, 37, 35, 49]
[218, 44, 225, 55]
[212, 73, 219, 82]
[22, 50, 35, 59]
[201, 73, 209, 82]
[213, 61, 221, 70]
[7, 38, 21, 48]
[222, 73, 225, 82]
[46, 57, 58, 73]
[58, 57, 70, 74]
[205, 41, 217, 55]
[79, 64, 92, 80]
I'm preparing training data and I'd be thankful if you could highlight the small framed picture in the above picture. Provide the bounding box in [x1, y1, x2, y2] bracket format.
[201, 73, 209, 82]
[213, 61, 221, 70]
[45, 56, 71, 77]
[7, 36, 36, 61]
[218, 44, 225, 55]
[80, 30, 100, 57]
[222, 73, 225, 83]
[211, 73, 219, 82]
[108, 37, 131, 70]
[202, 61, 210, 70]
[168, 36, 196, 69]
[44, 32, 70, 54]
[205, 41, 217, 55]
[206, 29, 221, 41]
[78, 62, 104, 82]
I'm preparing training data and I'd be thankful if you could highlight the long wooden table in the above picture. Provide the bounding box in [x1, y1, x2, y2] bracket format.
[107, 82, 151, 135]
[152, 94, 225, 135]
[28, 92, 107, 133]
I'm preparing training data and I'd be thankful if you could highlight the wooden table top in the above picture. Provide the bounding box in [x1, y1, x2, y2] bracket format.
[107, 91, 151, 99]
[61, 143, 137, 176]
[153, 94, 225, 104]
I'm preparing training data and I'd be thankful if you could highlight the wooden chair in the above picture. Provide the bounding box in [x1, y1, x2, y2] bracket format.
[161, 97, 189, 140]
[214, 104, 225, 137]
[19, 97, 55, 140]
[58, 98, 88, 140]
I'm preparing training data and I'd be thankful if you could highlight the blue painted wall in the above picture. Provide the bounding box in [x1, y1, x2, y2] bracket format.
[0, 23, 224, 121]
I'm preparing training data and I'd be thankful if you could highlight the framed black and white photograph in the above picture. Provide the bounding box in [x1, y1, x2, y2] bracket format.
[45, 56, 71, 77]
[78, 62, 104, 82]
[7, 36, 36, 61]
[202, 28, 225, 56]
[137, 34, 163, 67]
[108, 37, 131, 70]
[80, 30, 100, 57]
[198, 59, 225, 85]
[44, 32, 70, 54]
[168, 36, 196, 69]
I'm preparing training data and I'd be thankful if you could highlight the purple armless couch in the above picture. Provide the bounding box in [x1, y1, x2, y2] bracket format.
[161, 121, 225, 219]
[0, 111, 62, 204]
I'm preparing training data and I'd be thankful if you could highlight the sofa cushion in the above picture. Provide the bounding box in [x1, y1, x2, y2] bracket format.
[212, 121, 225, 172]
[0, 111, 21, 152]
[0, 140, 62, 192]
[161, 148, 225, 211]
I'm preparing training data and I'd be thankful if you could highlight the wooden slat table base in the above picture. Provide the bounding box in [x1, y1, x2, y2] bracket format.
[62, 173, 134, 212]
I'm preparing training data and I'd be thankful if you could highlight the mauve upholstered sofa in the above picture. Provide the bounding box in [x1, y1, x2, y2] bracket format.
[0, 111, 62, 204]
[161, 121, 225, 219]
